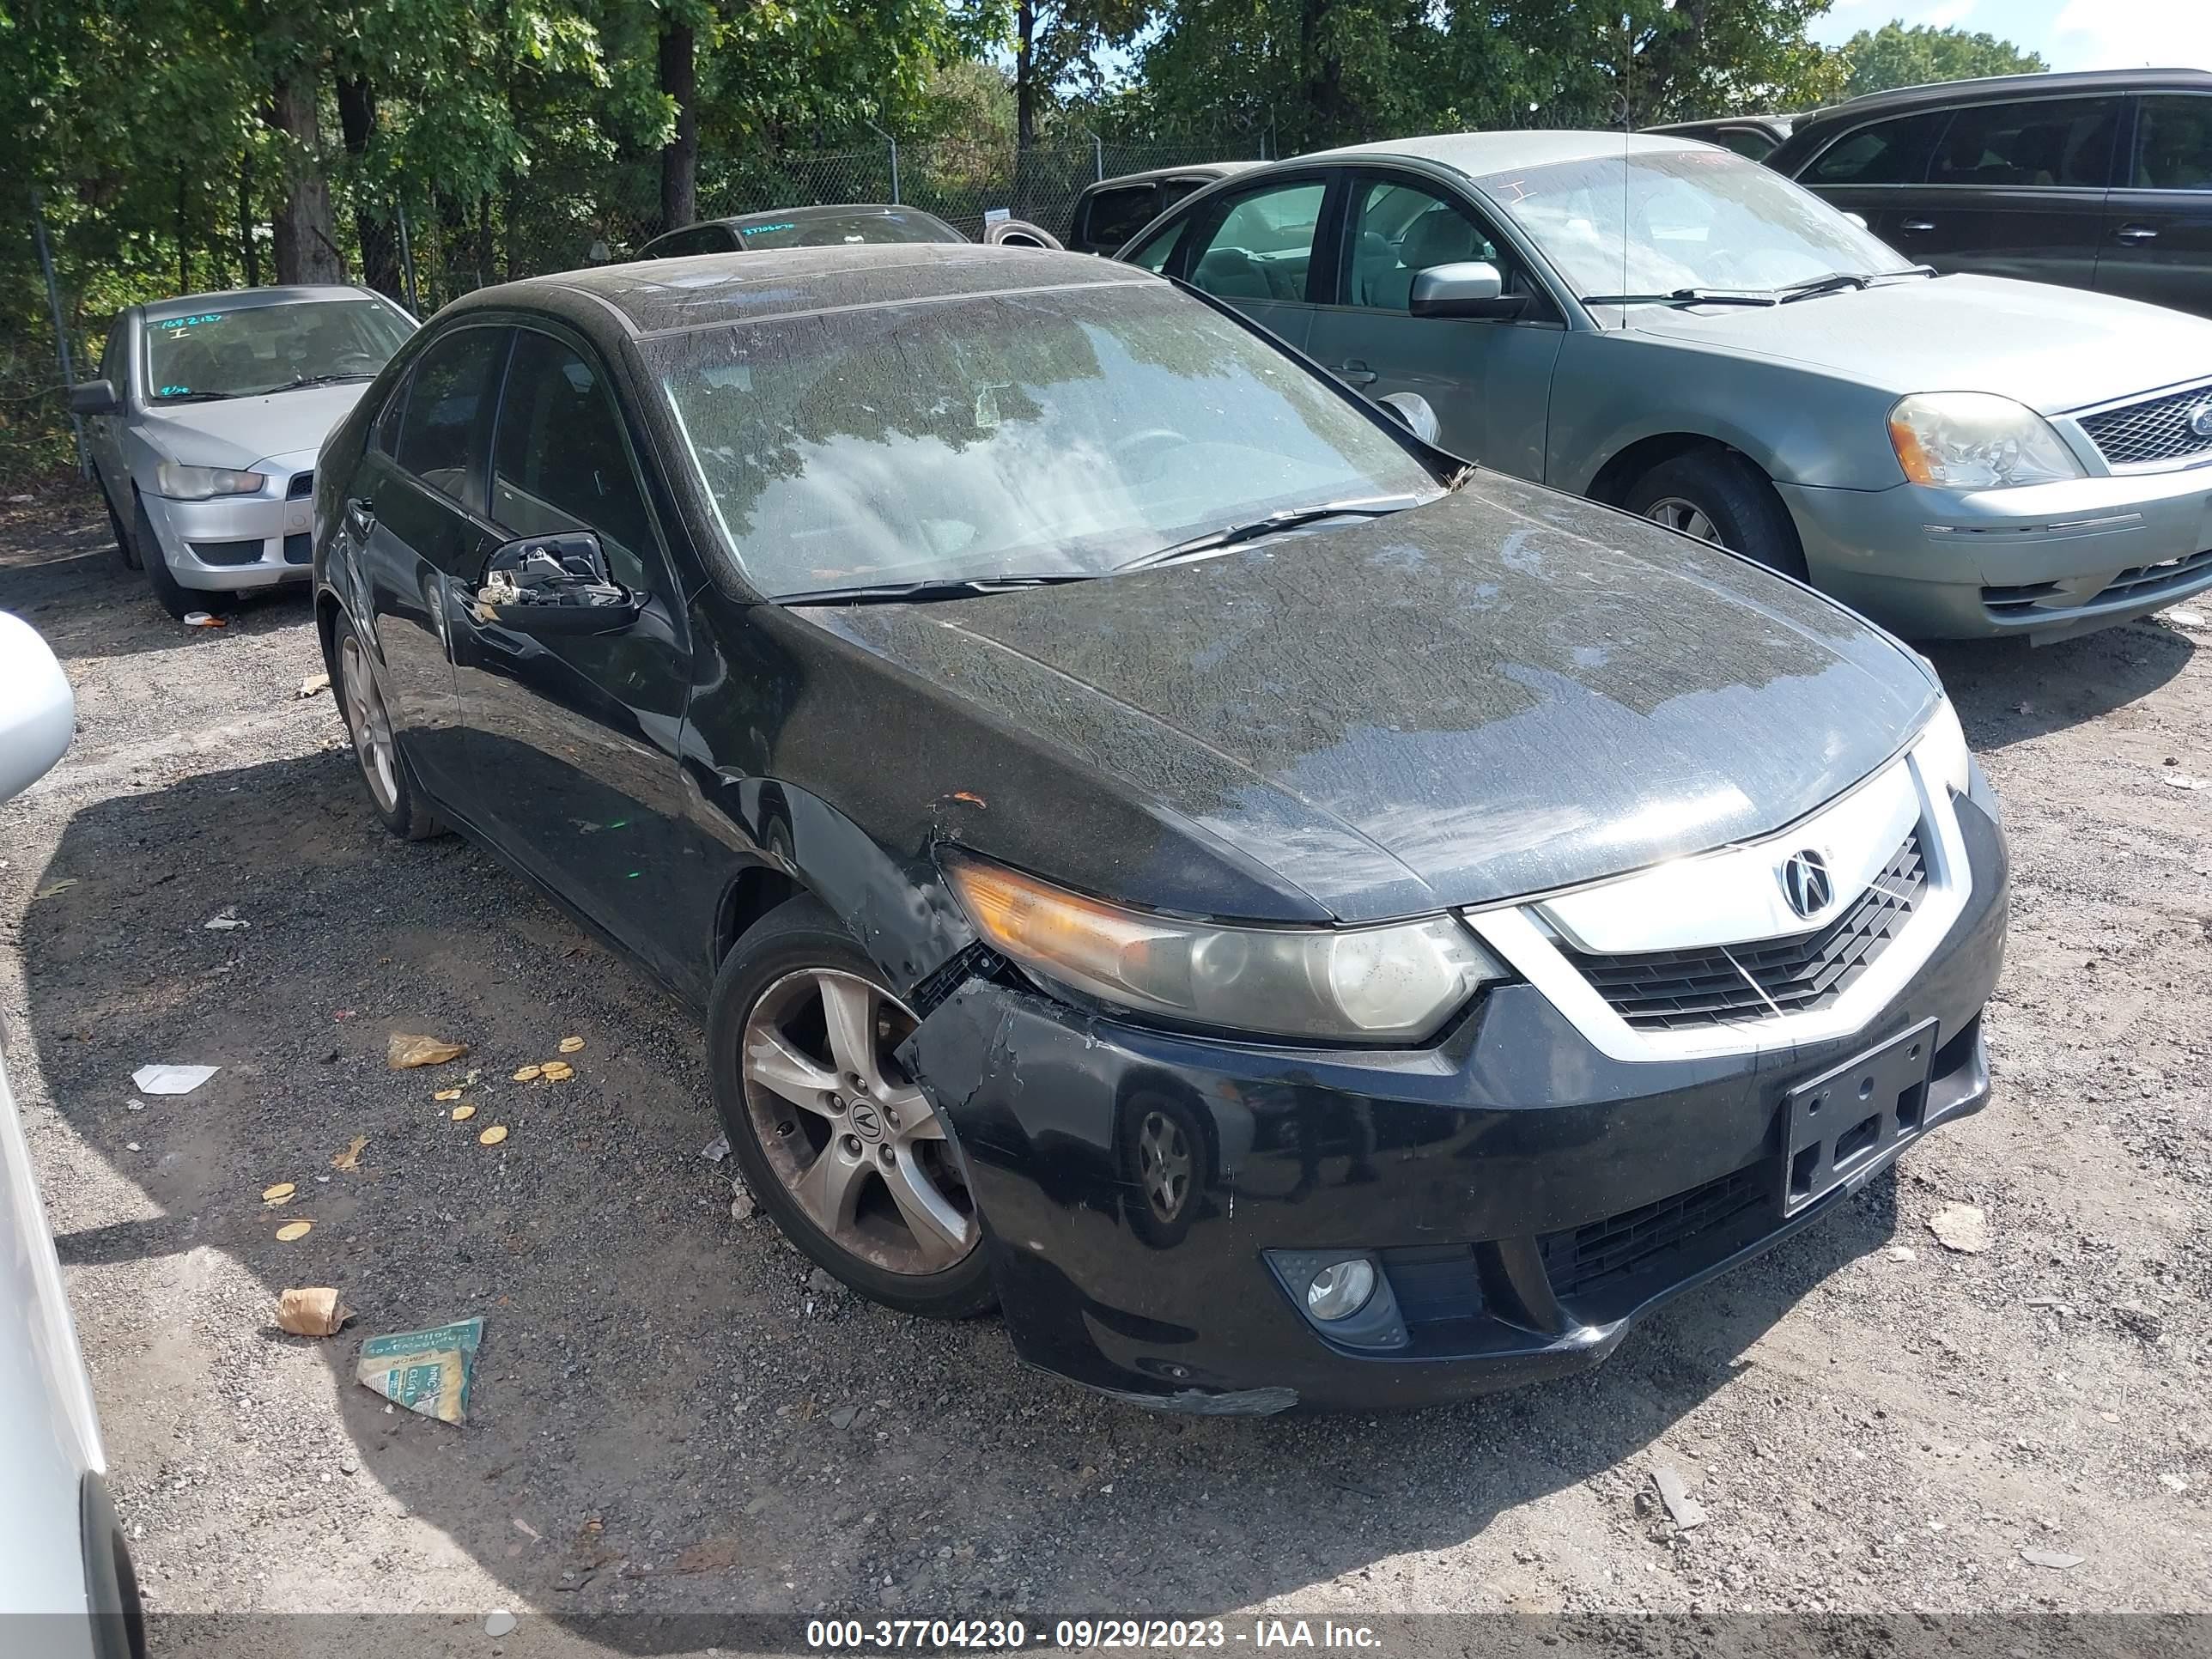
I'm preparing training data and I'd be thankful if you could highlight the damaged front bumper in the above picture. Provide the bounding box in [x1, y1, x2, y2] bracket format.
[901, 794, 2008, 1413]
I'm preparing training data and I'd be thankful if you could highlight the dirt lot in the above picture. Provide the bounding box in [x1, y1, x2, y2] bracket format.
[2, 488, 2208, 1647]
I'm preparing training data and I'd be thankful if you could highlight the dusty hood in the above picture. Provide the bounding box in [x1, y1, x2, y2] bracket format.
[1629, 274, 2212, 416]
[807, 475, 1941, 921]
[136, 381, 370, 470]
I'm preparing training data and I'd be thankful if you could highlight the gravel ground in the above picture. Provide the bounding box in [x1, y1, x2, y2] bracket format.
[2, 489, 2209, 1647]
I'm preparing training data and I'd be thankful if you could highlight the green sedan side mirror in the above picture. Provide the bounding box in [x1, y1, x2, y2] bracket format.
[1412, 262, 1531, 322]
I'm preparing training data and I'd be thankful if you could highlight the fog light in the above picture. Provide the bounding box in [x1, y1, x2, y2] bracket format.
[1304, 1258, 1376, 1322]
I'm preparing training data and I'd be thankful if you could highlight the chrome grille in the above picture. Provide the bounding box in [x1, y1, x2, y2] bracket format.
[1564, 832, 1928, 1031]
[2078, 383, 2212, 471]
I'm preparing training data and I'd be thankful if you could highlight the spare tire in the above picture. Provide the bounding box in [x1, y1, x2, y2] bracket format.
[983, 219, 1062, 249]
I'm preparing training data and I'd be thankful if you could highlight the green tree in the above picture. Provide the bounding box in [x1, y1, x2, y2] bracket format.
[1840, 21, 2047, 98]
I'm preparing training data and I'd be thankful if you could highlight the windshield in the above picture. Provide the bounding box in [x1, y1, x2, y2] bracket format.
[738, 210, 963, 249]
[653, 282, 1442, 599]
[143, 300, 412, 403]
[1481, 149, 1918, 300]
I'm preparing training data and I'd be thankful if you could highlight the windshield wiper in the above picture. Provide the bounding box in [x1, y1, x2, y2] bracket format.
[1578, 288, 1780, 309]
[1117, 498, 1417, 573]
[777, 574, 1095, 605]
[284, 372, 379, 388]
[152, 391, 232, 404]
[1778, 271, 1875, 301]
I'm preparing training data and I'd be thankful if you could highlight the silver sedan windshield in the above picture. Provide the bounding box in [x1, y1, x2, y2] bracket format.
[144, 300, 412, 403]
[1484, 149, 1919, 299]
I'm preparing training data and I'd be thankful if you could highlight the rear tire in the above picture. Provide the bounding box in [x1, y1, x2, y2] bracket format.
[1621, 449, 1808, 581]
[134, 493, 231, 622]
[331, 613, 442, 841]
[708, 896, 995, 1320]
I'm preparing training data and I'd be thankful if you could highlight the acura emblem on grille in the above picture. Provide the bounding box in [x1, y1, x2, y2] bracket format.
[2190, 402, 2212, 440]
[1779, 849, 1832, 919]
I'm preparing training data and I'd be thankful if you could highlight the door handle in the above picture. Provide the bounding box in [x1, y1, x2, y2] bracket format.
[1335, 361, 1379, 386]
[2114, 224, 2160, 243]
[343, 497, 375, 536]
[1899, 219, 1936, 234]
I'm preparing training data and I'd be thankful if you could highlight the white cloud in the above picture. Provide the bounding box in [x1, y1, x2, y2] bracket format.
[2051, 0, 2212, 70]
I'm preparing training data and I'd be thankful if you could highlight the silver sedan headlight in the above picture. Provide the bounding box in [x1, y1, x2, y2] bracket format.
[945, 852, 1504, 1042]
[1912, 696, 1972, 796]
[1887, 392, 2084, 489]
[154, 461, 266, 501]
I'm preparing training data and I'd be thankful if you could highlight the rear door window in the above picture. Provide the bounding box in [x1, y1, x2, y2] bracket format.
[2132, 95, 2212, 189]
[1929, 97, 2123, 188]
[1080, 185, 1161, 249]
[1185, 180, 1328, 303]
[1804, 111, 1948, 184]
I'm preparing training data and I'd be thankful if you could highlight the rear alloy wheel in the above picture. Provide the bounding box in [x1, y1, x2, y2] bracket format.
[1621, 448, 1808, 581]
[331, 619, 442, 841]
[709, 899, 993, 1318]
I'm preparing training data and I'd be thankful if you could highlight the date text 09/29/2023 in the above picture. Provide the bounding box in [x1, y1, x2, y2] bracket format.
[805, 1619, 1386, 1650]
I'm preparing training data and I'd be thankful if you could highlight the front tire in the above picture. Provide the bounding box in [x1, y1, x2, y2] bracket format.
[331, 615, 442, 841]
[1622, 449, 1808, 581]
[708, 896, 994, 1319]
[134, 492, 231, 621]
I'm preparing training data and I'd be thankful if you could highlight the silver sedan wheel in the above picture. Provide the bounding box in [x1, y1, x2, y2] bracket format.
[740, 968, 979, 1276]
[1644, 495, 1724, 547]
[337, 635, 400, 816]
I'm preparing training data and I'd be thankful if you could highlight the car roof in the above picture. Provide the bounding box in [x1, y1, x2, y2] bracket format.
[1304, 130, 1709, 179]
[1802, 66, 2212, 131]
[1085, 161, 1261, 191]
[449, 244, 1154, 337]
[138, 285, 385, 323]
[695, 204, 945, 230]
[1642, 114, 1795, 137]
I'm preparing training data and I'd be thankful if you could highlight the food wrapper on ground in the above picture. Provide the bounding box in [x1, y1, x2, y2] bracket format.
[388, 1032, 470, 1069]
[356, 1317, 483, 1423]
[276, 1287, 351, 1337]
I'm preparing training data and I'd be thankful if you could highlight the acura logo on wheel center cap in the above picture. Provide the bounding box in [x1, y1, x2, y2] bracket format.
[848, 1101, 884, 1141]
[1779, 849, 1833, 920]
[2189, 402, 2212, 440]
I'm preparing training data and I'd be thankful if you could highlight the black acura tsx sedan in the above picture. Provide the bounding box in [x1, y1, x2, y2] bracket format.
[312, 244, 2007, 1413]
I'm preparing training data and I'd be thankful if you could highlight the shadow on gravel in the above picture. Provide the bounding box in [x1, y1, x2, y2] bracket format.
[1928, 615, 2197, 750]
[20, 745, 1903, 1643]
[0, 492, 309, 659]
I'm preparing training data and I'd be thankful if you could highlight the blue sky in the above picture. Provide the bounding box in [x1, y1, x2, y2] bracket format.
[1809, 0, 2212, 71]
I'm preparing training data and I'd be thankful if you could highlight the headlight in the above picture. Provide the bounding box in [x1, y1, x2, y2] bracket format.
[943, 853, 1504, 1042]
[154, 462, 266, 500]
[1911, 696, 1971, 797]
[1887, 392, 2084, 489]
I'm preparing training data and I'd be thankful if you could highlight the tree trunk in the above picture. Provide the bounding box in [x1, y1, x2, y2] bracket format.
[659, 22, 698, 234]
[1016, 1, 1037, 151]
[238, 149, 261, 289]
[337, 75, 404, 301]
[269, 70, 344, 285]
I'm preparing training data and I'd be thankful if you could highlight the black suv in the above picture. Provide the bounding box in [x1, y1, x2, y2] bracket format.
[1766, 68, 2212, 317]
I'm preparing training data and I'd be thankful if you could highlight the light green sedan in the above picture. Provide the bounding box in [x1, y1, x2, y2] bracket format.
[1119, 131, 2212, 642]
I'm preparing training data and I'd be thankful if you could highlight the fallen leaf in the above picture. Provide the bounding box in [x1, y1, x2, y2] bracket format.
[1928, 1202, 1990, 1255]
[539, 1060, 574, 1081]
[331, 1135, 368, 1172]
[262, 1182, 297, 1205]
[452, 1103, 477, 1121]
[389, 1032, 469, 1070]
[275, 1220, 313, 1242]
[511, 1065, 543, 1083]
[558, 1036, 585, 1054]
[434, 1087, 462, 1102]
[33, 878, 79, 899]
[479, 1125, 509, 1146]
[949, 790, 987, 806]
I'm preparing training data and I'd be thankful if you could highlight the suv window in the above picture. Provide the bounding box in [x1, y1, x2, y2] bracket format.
[1804, 111, 1948, 185]
[392, 327, 504, 502]
[647, 224, 735, 258]
[1929, 97, 2121, 188]
[1081, 185, 1160, 250]
[1185, 180, 1327, 303]
[490, 331, 659, 592]
[2133, 95, 2212, 190]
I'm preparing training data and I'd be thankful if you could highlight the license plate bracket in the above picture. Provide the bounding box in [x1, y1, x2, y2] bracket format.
[1782, 1018, 1940, 1217]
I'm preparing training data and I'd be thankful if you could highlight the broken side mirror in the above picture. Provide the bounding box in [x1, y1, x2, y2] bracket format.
[475, 532, 640, 636]
[1376, 392, 1441, 447]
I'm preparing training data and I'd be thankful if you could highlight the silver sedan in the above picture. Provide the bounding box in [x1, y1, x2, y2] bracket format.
[1117, 131, 2212, 641]
[73, 286, 415, 620]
